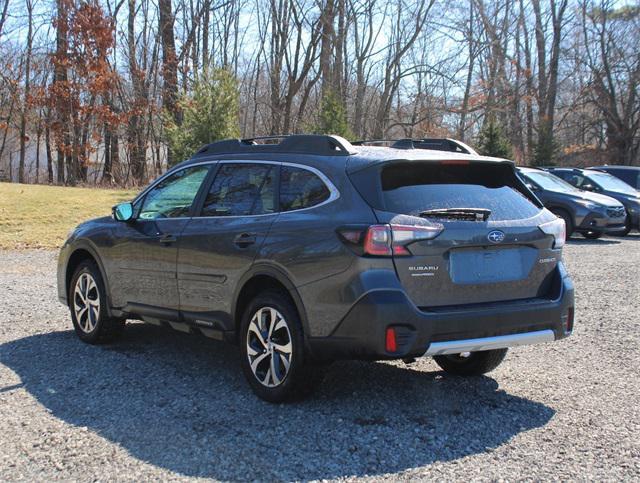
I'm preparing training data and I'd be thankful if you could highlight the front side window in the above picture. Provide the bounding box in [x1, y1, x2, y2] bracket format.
[280, 166, 331, 211]
[138, 165, 210, 219]
[586, 172, 637, 194]
[201, 163, 275, 216]
[522, 171, 579, 193]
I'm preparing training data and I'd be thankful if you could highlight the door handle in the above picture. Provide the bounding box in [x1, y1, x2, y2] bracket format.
[234, 233, 257, 248]
[159, 234, 177, 244]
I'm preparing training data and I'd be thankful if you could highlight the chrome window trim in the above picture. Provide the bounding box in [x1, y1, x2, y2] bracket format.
[132, 159, 340, 219]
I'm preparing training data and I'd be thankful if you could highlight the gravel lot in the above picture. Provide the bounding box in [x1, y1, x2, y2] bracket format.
[1, 236, 639, 481]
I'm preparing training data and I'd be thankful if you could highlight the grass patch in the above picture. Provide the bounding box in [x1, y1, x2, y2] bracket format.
[0, 183, 138, 250]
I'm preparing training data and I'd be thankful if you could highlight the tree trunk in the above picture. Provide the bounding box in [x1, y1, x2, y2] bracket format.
[45, 122, 53, 184]
[159, 0, 179, 162]
[54, 0, 69, 184]
[18, 0, 34, 183]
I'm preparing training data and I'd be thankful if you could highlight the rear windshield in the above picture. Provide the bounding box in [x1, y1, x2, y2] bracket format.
[379, 162, 540, 221]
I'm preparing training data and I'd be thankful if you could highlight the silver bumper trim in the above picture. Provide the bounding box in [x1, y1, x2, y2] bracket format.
[423, 329, 556, 356]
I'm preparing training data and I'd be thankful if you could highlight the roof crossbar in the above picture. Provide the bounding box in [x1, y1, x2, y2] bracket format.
[195, 134, 355, 157]
[353, 138, 478, 155]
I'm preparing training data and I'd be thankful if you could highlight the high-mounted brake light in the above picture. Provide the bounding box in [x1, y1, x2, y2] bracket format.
[439, 159, 470, 166]
[540, 218, 566, 249]
[361, 224, 443, 257]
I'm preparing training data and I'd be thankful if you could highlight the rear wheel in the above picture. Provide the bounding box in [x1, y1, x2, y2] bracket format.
[239, 290, 324, 402]
[433, 348, 508, 376]
[551, 209, 573, 239]
[69, 261, 125, 344]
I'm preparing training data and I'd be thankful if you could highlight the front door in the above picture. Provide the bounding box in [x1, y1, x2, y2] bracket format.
[108, 164, 211, 312]
[177, 162, 278, 330]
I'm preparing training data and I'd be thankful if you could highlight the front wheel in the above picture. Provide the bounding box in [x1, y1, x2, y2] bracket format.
[433, 348, 508, 376]
[239, 290, 324, 402]
[69, 261, 125, 344]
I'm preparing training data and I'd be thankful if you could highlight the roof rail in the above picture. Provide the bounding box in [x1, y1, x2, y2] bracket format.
[352, 138, 478, 155]
[195, 134, 355, 157]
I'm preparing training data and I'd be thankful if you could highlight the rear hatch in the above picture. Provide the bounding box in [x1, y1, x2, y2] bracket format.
[348, 160, 559, 308]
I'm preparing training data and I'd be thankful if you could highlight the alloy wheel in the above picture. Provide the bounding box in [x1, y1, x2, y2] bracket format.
[246, 307, 293, 387]
[73, 273, 100, 333]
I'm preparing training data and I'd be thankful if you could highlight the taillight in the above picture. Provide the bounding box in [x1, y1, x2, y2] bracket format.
[339, 223, 443, 257]
[363, 225, 393, 255]
[540, 218, 566, 248]
[389, 224, 443, 255]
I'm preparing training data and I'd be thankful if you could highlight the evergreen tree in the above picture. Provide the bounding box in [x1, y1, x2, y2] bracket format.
[313, 90, 353, 139]
[164, 68, 240, 164]
[532, 121, 558, 166]
[477, 117, 512, 159]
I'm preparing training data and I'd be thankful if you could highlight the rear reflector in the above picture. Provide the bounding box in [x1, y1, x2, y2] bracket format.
[565, 307, 574, 333]
[385, 327, 397, 352]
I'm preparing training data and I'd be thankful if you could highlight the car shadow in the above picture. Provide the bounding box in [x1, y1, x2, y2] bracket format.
[0, 324, 555, 480]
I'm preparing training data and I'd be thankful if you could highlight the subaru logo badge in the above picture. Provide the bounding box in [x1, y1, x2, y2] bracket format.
[487, 230, 505, 243]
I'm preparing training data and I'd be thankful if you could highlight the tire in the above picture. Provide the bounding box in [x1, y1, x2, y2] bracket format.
[433, 348, 508, 376]
[583, 231, 602, 239]
[239, 290, 324, 402]
[69, 260, 125, 344]
[551, 209, 573, 239]
[608, 214, 632, 237]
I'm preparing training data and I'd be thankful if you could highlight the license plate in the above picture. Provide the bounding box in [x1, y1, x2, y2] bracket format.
[449, 248, 529, 284]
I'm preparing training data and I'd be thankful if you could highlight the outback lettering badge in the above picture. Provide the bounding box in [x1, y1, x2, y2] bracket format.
[487, 230, 506, 243]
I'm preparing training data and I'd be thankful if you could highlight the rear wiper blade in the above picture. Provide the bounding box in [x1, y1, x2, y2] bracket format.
[419, 208, 491, 221]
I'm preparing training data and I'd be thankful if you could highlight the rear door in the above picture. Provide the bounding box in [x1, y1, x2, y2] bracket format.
[351, 160, 559, 308]
[177, 162, 278, 329]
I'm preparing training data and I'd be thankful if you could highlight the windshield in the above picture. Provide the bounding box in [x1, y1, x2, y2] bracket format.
[587, 172, 638, 195]
[522, 170, 579, 192]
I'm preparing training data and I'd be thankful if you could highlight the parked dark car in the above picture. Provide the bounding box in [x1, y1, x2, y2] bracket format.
[57, 135, 575, 402]
[517, 167, 626, 239]
[589, 165, 640, 191]
[549, 167, 640, 236]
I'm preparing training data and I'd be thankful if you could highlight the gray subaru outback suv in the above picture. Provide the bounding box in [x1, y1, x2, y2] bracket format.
[57, 135, 575, 402]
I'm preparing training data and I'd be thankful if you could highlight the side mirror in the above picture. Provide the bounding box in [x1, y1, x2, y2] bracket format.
[526, 183, 538, 191]
[582, 184, 597, 192]
[113, 202, 134, 222]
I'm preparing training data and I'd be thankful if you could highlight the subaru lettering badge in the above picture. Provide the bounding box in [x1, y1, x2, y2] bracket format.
[487, 230, 505, 243]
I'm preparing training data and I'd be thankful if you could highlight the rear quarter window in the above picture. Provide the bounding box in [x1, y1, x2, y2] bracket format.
[380, 162, 541, 221]
[279, 166, 331, 211]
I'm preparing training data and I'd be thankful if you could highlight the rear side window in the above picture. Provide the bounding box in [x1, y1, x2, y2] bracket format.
[380, 163, 540, 221]
[201, 163, 275, 216]
[280, 166, 330, 211]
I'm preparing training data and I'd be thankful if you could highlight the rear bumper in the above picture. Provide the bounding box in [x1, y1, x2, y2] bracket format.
[307, 263, 574, 361]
